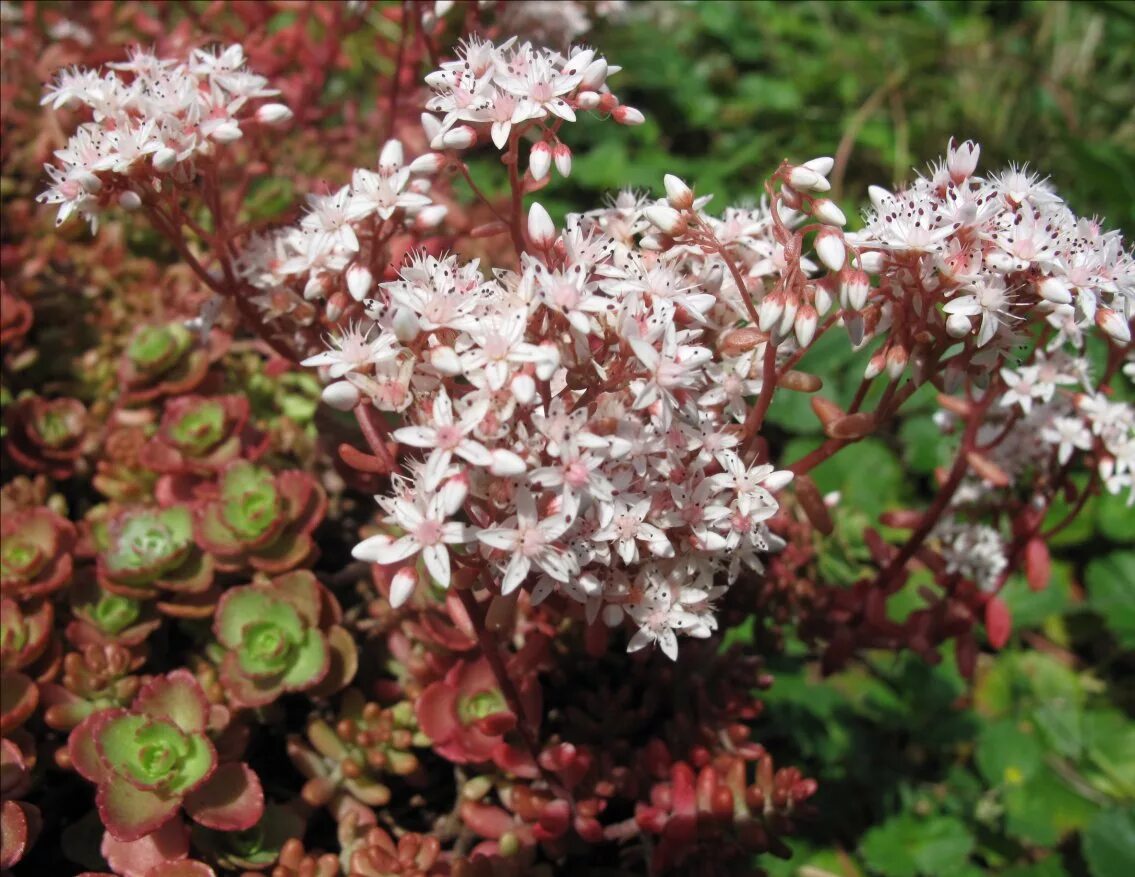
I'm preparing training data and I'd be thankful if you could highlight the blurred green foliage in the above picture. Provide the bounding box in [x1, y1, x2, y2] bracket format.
[549, 3, 1135, 875]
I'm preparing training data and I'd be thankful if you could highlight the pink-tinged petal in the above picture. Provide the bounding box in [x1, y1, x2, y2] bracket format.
[390, 426, 436, 448]
[100, 817, 189, 877]
[97, 781, 181, 842]
[500, 555, 531, 595]
[432, 389, 454, 426]
[475, 528, 516, 551]
[456, 439, 492, 467]
[355, 534, 419, 565]
[184, 762, 264, 831]
[422, 545, 451, 588]
[132, 670, 208, 734]
[421, 448, 453, 490]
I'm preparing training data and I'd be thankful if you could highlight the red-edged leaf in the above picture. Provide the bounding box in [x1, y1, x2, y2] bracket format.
[183, 762, 264, 831]
[97, 780, 180, 842]
[132, 670, 208, 734]
[145, 860, 217, 877]
[100, 817, 189, 877]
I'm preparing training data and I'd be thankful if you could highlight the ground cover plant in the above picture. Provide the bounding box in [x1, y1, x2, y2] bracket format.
[1, 2, 1133, 876]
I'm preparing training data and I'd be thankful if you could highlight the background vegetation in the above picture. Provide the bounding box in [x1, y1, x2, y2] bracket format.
[568, 2, 1135, 875]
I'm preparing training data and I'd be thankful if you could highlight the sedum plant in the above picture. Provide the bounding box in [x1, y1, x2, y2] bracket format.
[1, 1, 1131, 875]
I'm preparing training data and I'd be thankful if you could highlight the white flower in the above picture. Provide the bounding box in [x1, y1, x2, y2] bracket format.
[477, 489, 579, 594]
[392, 388, 492, 489]
[301, 322, 399, 378]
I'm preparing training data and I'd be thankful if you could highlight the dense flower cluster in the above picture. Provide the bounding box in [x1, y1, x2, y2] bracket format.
[38, 45, 292, 230]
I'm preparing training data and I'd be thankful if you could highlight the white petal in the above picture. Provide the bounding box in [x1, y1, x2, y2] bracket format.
[353, 533, 418, 564]
[422, 544, 451, 588]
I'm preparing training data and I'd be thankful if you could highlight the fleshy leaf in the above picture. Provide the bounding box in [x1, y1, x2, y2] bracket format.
[97, 779, 181, 842]
[133, 670, 208, 734]
[183, 762, 264, 832]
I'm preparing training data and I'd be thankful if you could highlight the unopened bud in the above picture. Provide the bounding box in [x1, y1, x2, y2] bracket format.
[864, 351, 886, 379]
[966, 450, 1011, 487]
[489, 448, 527, 477]
[510, 373, 536, 404]
[613, 105, 645, 125]
[945, 312, 972, 338]
[664, 174, 694, 210]
[390, 306, 420, 342]
[719, 327, 764, 356]
[1037, 276, 1072, 305]
[429, 345, 461, 375]
[439, 126, 476, 150]
[378, 139, 404, 173]
[256, 102, 293, 125]
[778, 370, 822, 392]
[211, 122, 242, 143]
[1096, 307, 1131, 343]
[322, 380, 359, 411]
[813, 282, 833, 316]
[886, 345, 908, 379]
[802, 156, 835, 177]
[118, 190, 141, 210]
[325, 291, 348, 322]
[346, 264, 373, 302]
[553, 142, 572, 177]
[758, 291, 785, 334]
[855, 250, 885, 274]
[408, 152, 445, 174]
[389, 567, 419, 608]
[812, 198, 846, 227]
[778, 296, 799, 338]
[413, 204, 448, 230]
[528, 202, 556, 248]
[529, 141, 552, 181]
[152, 147, 177, 172]
[580, 58, 609, 91]
[795, 304, 818, 348]
[788, 166, 830, 192]
[779, 185, 803, 210]
[577, 90, 601, 110]
[825, 412, 876, 440]
[643, 204, 686, 236]
[840, 269, 870, 311]
[815, 228, 846, 272]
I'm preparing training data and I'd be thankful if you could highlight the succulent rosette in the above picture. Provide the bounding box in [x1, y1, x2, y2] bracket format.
[190, 802, 304, 872]
[213, 571, 354, 708]
[69, 670, 264, 842]
[94, 425, 160, 503]
[141, 396, 266, 502]
[0, 597, 56, 677]
[41, 643, 145, 730]
[0, 282, 34, 347]
[95, 506, 215, 614]
[67, 579, 162, 648]
[0, 669, 39, 734]
[196, 461, 326, 573]
[119, 324, 227, 405]
[0, 506, 76, 601]
[3, 395, 88, 479]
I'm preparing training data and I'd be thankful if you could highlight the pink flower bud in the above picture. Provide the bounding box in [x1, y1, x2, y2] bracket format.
[1037, 276, 1072, 305]
[813, 282, 834, 316]
[840, 269, 870, 311]
[322, 380, 360, 411]
[255, 103, 293, 125]
[758, 291, 785, 334]
[210, 122, 242, 143]
[1096, 307, 1132, 343]
[439, 126, 475, 150]
[511, 373, 536, 404]
[664, 174, 694, 210]
[864, 351, 886, 379]
[643, 204, 685, 236]
[529, 141, 552, 181]
[489, 448, 527, 477]
[118, 190, 141, 210]
[855, 251, 885, 274]
[326, 291, 347, 321]
[868, 185, 893, 211]
[389, 567, 419, 608]
[408, 152, 445, 175]
[779, 295, 799, 338]
[390, 307, 420, 342]
[528, 202, 556, 248]
[346, 264, 373, 302]
[553, 142, 572, 178]
[429, 345, 461, 375]
[613, 105, 644, 125]
[795, 305, 818, 348]
[580, 58, 609, 91]
[413, 204, 448, 230]
[812, 198, 846, 227]
[946, 138, 980, 184]
[886, 345, 908, 379]
[816, 228, 846, 272]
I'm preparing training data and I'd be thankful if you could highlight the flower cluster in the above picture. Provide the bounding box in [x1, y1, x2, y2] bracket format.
[38, 45, 291, 230]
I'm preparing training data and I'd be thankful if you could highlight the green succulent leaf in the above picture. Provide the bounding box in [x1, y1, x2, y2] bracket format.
[168, 400, 226, 454]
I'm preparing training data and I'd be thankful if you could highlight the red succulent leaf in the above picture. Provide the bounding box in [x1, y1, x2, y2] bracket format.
[132, 669, 209, 734]
[985, 595, 1012, 649]
[69, 709, 119, 784]
[305, 625, 358, 699]
[4, 396, 88, 479]
[183, 762, 265, 831]
[0, 598, 54, 672]
[0, 284, 33, 347]
[0, 671, 39, 733]
[0, 799, 40, 869]
[100, 816, 189, 877]
[146, 861, 217, 877]
[0, 507, 76, 602]
[97, 778, 182, 842]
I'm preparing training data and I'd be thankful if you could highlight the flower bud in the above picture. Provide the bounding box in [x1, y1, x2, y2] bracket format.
[718, 327, 763, 356]
[322, 379, 360, 410]
[553, 142, 572, 177]
[840, 269, 870, 311]
[390, 306, 420, 342]
[256, 103, 293, 125]
[758, 291, 785, 334]
[489, 448, 527, 477]
[346, 264, 373, 302]
[813, 282, 833, 316]
[576, 90, 601, 110]
[528, 202, 556, 248]
[408, 152, 445, 175]
[439, 126, 475, 150]
[613, 105, 644, 125]
[1096, 307, 1131, 343]
[303, 274, 328, 301]
[854, 250, 885, 274]
[152, 147, 177, 172]
[643, 204, 686, 236]
[118, 190, 141, 210]
[795, 304, 818, 348]
[803, 156, 835, 177]
[210, 122, 242, 143]
[815, 228, 846, 272]
[778, 295, 799, 338]
[326, 290, 348, 322]
[529, 141, 552, 181]
[864, 351, 886, 379]
[945, 312, 972, 338]
[886, 345, 908, 379]
[946, 138, 980, 184]
[579, 58, 609, 91]
[779, 184, 802, 210]
[868, 185, 893, 211]
[664, 174, 694, 210]
[429, 345, 461, 375]
[389, 567, 419, 608]
[413, 204, 448, 230]
[510, 373, 536, 404]
[1037, 276, 1072, 305]
[812, 198, 846, 227]
[788, 166, 830, 192]
[844, 311, 865, 347]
